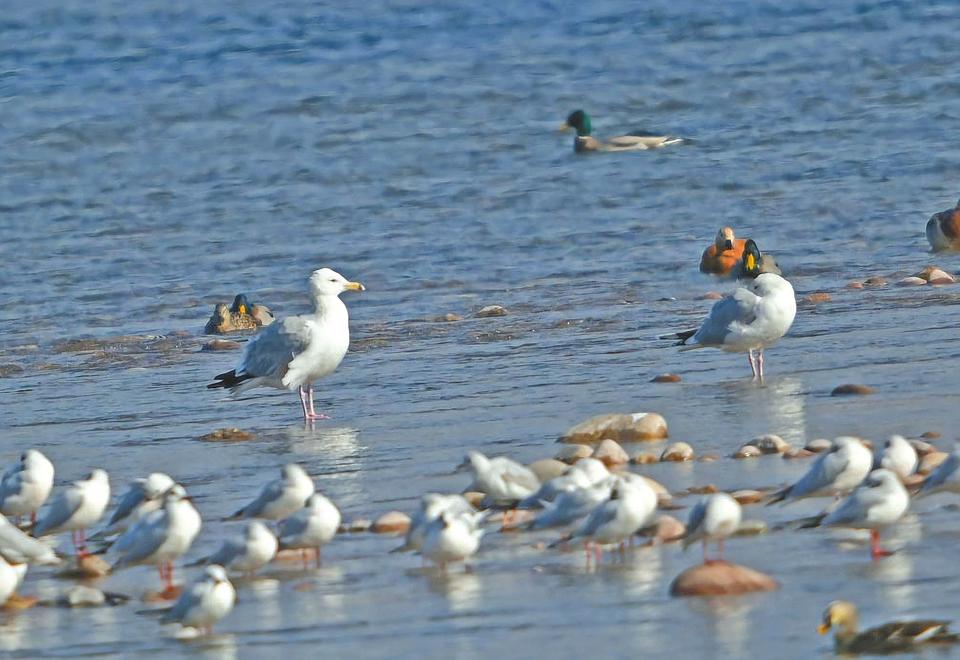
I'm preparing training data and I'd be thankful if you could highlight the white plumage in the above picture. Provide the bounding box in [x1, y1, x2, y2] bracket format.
[0, 449, 55, 519]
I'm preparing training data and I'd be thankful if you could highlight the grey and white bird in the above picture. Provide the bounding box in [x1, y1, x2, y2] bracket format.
[199, 521, 277, 575]
[818, 469, 910, 560]
[228, 463, 315, 521]
[461, 451, 540, 506]
[562, 476, 658, 560]
[768, 437, 872, 504]
[277, 492, 341, 566]
[393, 493, 476, 553]
[207, 268, 365, 422]
[681, 492, 743, 562]
[421, 511, 484, 570]
[0, 515, 60, 565]
[111, 484, 202, 594]
[874, 436, 918, 481]
[919, 445, 960, 497]
[0, 449, 55, 522]
[665, 271, 796, 380]
[33, 469, 110, 556]
[160, 564, 236, 634]
[94, 472, 175, 539]
[519, 458, 609, 509]
[529, 478, 613, 530]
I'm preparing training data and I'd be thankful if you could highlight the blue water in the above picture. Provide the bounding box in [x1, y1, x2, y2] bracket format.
[3, 0, 960, 657]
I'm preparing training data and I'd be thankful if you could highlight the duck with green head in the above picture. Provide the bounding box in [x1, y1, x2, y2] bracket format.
[559, 109, 685, 153]
[735, 239, 781, 280]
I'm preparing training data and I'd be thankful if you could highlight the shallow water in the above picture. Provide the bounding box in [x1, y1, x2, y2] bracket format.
[3, 0, 960, 657]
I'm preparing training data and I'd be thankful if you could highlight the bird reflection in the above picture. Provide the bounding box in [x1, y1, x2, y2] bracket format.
[426, 569, 483, 611]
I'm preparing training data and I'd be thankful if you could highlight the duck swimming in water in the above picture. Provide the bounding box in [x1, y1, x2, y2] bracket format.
[559, 110, 685, 153]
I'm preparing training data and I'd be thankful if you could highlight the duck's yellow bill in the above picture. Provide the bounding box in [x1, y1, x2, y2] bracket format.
[558, 122, 572, 132]
[237, 304, 248, 315]
[345, 281, 366, 292]
[817, 623, 830, 635]
[746, 253, 757, 271]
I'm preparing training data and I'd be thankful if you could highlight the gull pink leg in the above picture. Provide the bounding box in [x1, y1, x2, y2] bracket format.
[757, 350, 765, 382]
[747, 349, 758, 379]
[299, 386, 310, 422]
[306, 386, 330, 420]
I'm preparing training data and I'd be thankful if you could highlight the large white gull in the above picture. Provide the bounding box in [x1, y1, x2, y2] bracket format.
[208, 268, 364, 422]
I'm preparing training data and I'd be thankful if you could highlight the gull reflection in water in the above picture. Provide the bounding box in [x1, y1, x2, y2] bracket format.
[686, 596, 759, 659]
[724, 376, 807, 445]
[426, 569, 483, 611]
[187, 634, 238, 660]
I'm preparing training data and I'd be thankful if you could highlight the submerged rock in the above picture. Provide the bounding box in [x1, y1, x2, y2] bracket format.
[919, 451, 949, 475]
[650, 373, 682, 383]
[648, 515, 685, 543]
[730, 490, 764, 505]
[804, 292, 831, 303]
[661, 442, 694, 462]
[559, 412, 668, 444]
[475, 305, 508, 318]
[733, 444, 761, 459]
[805, 438, 833, 453]
[554, 444, 593, 464]
[670, 560, 779, 597]
[371, 511, 411, 535]
[201, 339, 241, 352]
[897, 276, 927, 287]
[831, 384, 875, 396]
[199, 428, 255, 442]
[630, 451, 659, 465]
[750, 434, 789, 455]
[913, 266, 956, 284]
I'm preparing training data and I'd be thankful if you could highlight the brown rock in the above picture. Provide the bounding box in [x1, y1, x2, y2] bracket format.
[631, 451, 659, 465]
[201, 339, 241, 352]
[527, 458, 568, 483]
[697, 454, 720, 463]
[670, 560, 779, 597]
[913, 266, 956, 283]
[804, 292, 831, 303]
[730, 490, 764, 505]
[497, 509, 536, 531]
[554, 444, 593, 464]
[593, 439, 630, 467]
[199, 428, 255, 442]
[559, 412, 668, 444]
[909, 440, 937, 456]
[698, 292, 724, 300]
[847, 281, 864, 290]
[733, 444, 761, 459]
[922, 431, 942, 439]
[475, 305, 508, 318]
[462, 492, 486, 508]
[75, 555, 111, 578]
[897, 277, 927, 287]
[661, 442, 694, 462]
[650, 515, 686, 543]
[651, 373, 682, 383]
[345, 519, 372, 533]
[3, 593, 38, 610]
[371, 511, 411, 534]
[686, 484, 718, 495]
[903, 473, 926, 489]
[783, 448, 814, 460]
[437, 313, 464, 322]
[831, 384, 875, 396]
[751, 434, 789, 455]
[805, 438, 833, 453]
[863, 276, 887, 287]
[919, 451, 949, 475]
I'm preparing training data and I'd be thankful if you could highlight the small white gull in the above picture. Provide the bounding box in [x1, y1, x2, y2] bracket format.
[874, 436, 918, 480]
[160, 564, 236, 635]
[818, 468, 909, 560]
[0, 449, 55, 523]
[94, 472, 175, 539]
[421, 511, 484, 570]
[560, 476, 658, 562]
[0, 515, 60, 565]
[681, 492, 743, 562]
[392, 493, 476, 554]
[198, 520, 277, 575]
[207, 268, 365, 422]
[33, 469, 110, 557]
[277, 492, 341, 567]
[461, 451, 539, 507]
[227, 463, 315, 521]
[768, 437, 872, 504]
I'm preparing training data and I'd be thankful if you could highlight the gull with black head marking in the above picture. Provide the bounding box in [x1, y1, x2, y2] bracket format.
[559, 109, 685, 153]
[208, 267, 365, 422]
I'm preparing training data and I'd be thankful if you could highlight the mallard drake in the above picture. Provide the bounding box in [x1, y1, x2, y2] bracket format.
[818, 600, 958, 654]
[699, 227, 747, 276]
[204, 294, 274, 334]
[926, 199, 960, 251]
[734, 239, 782, 280]
[559, 110, 685, 153]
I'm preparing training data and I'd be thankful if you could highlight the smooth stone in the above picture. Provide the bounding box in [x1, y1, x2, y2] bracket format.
[697, 454, 720, 463]
[897, 276, 927, 287]
[913, 266, 956, 283]
[527, 458, 568, 483]
[201, 339, 241, 352]
[661, 442, 694, 462]
[922, 431, 942, 439]
[750, 434, 789, 454]
[804, 438, 833, 453]
[62, 585, 106, 608]
[846, 281, 865, 289]
[3, 593, 38, 610]
[559, 412, 669, 444]
[462, 492, 485, 508]
[863, 276, 887, 287]
[593, 439, 630, 467]
[804, 292, 831, 303]
[670, 560, 779, 597]
[909, 440, 937, 456]
[734, 520, 769, 536]
[650, 515, 685, 543]
[345, 519, 372, 533]
[75, 555, 111, 578]
[698, 292, 723, 300]
[631, 451, 659, 465]
[650, 373, 682, 383]
[554, 444, 593, 464]
[919, 451, 949, 475]
[831, 384, 876, 396]
[903, 473, 926, 489]
[731, 490, 764, 505]
[733, 444, 761, 459]
[437, 313, 464, 322]
[199, 428, 255, 442]
[475, 305, 508, 318]
[783, 448, 814, 459]
[371, 511, 411, 535]
[686, 484, 718, 495]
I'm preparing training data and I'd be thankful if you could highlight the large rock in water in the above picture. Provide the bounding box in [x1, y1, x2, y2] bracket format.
[559, 413, 668, 444]
[670, 560, 779, 597]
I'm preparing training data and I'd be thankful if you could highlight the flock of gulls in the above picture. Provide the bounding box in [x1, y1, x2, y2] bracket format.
[5, 114, 960, 654]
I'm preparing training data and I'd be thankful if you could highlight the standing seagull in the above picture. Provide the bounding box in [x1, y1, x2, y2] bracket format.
[0, 516, 60, 565]
[919, 445, 960, 496]
[111, 484, 202, 596]
[681, 492, 743, 562]
[768, 437, 873, 504]
[278, 492, 341, 567]
[94, 472, 175, 539]
[0, 449, 55, 524]
[33, 469, 110, 557]
[227, 464, 315, 522]
[816, 469, 910, 560]
[197, 521, 277, 575]
[207, 268, 365, 422]
[663, 271, 796, 380]
[160, 565, 236, 635]
[420, 511, 484, 571]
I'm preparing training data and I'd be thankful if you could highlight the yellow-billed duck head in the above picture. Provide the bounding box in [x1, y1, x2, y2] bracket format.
[739, 239, 762, 279]
[561, 109, 592, 136]
[231, 294, 250, 315]
[818, 600, 859, 638]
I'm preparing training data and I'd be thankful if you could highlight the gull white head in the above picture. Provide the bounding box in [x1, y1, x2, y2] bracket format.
[309, 268, 365, 299]
[748, 272, 791, 296]
[205, 564, 229, 583]
[164, 484, 189, 502]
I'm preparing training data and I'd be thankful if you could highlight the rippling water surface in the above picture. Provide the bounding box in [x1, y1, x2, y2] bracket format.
[3, 0, 960, 657]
